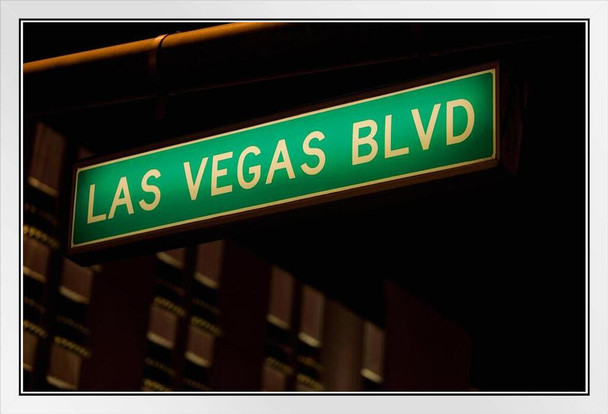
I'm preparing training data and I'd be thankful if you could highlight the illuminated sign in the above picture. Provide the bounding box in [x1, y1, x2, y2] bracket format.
[69, 66, 498, 251]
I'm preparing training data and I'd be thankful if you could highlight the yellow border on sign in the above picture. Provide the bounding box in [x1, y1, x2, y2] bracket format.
[71, 68, 497, 248]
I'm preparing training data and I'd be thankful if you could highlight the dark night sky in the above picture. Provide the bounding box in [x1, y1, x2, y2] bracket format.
[23, 22, 222, 62]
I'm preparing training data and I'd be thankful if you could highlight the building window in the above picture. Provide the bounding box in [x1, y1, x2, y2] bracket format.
[23, 235, 50, 283]
[23, 330, 39, 373]
[185, 323, 214, 368]
[295, 285, 325, 391]
[263, 266, 326, 391]
[46, 339, 88, 390]
[147, 302, 179, 350]
[28, 123, 66, 198]
[361, 321, 385, 390]
[59, 258, 93, 304]
[261, 359, 289, 391]
[195, 241, 224, 289]
[267, 266, 294, 330]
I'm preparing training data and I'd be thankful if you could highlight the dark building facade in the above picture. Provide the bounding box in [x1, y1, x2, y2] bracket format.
[21, 21, 586, 392]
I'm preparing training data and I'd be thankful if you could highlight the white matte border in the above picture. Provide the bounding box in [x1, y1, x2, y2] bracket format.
[2, 2, 606, 414]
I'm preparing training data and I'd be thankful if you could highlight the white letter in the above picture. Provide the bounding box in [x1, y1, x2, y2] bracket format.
[108, 177, 134, 219]
[266, 139, 295, 184]
[238, 146, 261, 190]
[301, 131, 326, 175]
[384, 114, 409, 158]
[352, 120, 378, 165]
[447, 99, 475, 145]
[183, 158, 208, 201]
[211, 152, 233, 196]
[412, 103, 441, 150]
[87, 184, 106, 224]
[139, 169, 161, 211]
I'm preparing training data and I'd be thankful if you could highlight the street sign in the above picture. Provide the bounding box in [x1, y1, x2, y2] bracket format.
[69, 65, 498, 252]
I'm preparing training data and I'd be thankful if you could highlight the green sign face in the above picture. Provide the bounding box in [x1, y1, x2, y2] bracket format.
[70, 67, 497, 249]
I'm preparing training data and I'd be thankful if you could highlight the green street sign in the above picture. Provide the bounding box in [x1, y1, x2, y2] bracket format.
[69, 66, 498, 251]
